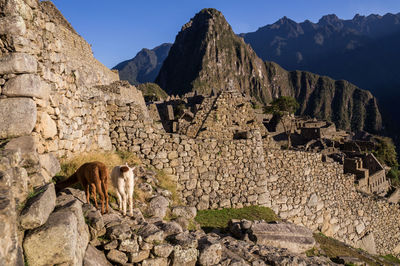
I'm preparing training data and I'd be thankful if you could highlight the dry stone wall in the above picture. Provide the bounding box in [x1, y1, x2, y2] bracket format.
[265, 149, 400, 255]
[108, 102, 269, 209]
[108, 101, 400, 254]
[0, 0, 149, 158]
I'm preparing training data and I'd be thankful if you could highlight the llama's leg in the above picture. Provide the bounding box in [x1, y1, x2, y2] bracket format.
[94, 179, 105, 214]
[116, 191, 122, 210]
[85, 184, 90, 205]
[102, 180, 109, 214]
[127, 179, 134, 216]
[118, 179, 127, 215]
[120, 190, 127, 216]
[91, 183, 98, 210]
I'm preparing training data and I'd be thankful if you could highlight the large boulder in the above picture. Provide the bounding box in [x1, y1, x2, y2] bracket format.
[3, 74, 50, 99]
[247, 222, 315, 253]
[20, 183, 56, 230]
[83, 245, 112, 266]
[148, 196, 169, 218]
[23, 197, 89, 266]
[172, 206, 197, 220]
[0, 53, 37, 74]
[138, 223, 164, 243]
[107, 249, 128, 264]
[153, 243, 174, 258]
[172, 245, 198, 266]
[0, 98, 37, 138]
[198, 236, 222, 266]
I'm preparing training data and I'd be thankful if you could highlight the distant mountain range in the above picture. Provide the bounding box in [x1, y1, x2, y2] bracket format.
[239, 12, 400, 140]
[240, 13, 400, 98]
[155, 8, 381, 133]
[113, 43, 172, 85]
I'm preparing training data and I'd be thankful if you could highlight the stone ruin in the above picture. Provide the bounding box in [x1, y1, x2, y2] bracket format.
[344, 153, 389, 196]
[1, 0, 400, 263]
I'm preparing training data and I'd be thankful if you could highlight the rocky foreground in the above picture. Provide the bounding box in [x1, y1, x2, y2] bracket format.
[18, 167, 338, 266]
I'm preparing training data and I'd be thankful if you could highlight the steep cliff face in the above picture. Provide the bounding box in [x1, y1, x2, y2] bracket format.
[156, 8, 382, 133]
[113, 43, 172, 85]
[156, 9, 274, 103]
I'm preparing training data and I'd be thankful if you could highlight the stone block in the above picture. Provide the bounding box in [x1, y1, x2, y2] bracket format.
[3, 74, 50, 99]
[142, 258, 168, 266]
[0, 15, 26, 35]
[38, 153, 60, 178]
[83, 245, 112, 266]
[106, 249, 128, 265]
[20, 183, 56, 230]
[38, 112, 57, 139]
[0, 98, 37, 138]
[153, 244, 174, 258]
[172, 206, 197, 220]
[172, 245, 198, 266]
[148, 196, 169, 219]
[0, 53, 37, 74]
[248, 222, 315, 253]
[23, 200, 89, 266]
[356, 233, 377, 255]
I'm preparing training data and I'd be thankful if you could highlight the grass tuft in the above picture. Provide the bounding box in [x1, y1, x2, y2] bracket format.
[380, 254, 400, 264]
[155, 170, 181, 206]
[195, 205, 278, 232]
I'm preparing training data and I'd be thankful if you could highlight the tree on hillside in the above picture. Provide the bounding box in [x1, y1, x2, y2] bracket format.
[264, 96, 299, 148]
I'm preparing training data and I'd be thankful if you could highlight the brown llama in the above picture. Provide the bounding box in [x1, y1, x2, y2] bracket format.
[55, 161, 109, 214]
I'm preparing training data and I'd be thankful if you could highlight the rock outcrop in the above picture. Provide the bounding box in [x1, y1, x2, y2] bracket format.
[156, 8, 382, 133]
[19, 183, 56, 230]
[23, 193, 89, 266]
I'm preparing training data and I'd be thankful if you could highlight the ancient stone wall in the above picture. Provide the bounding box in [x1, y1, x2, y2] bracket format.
[108, 100, 400, 254]
[265, 148, 400, 255]
[108, 101, 269, 209]
[179, 89, 267, 139]
[0, 0, 148, 158]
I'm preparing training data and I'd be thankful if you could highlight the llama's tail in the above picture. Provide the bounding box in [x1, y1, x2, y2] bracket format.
[55, 173, 79, 193]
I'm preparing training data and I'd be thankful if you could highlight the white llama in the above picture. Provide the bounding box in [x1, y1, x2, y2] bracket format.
[111, 163, 135, 216]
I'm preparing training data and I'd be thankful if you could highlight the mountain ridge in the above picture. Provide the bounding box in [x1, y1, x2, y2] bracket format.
[155, 8, 382, 133]
[113, 43, 172, 85]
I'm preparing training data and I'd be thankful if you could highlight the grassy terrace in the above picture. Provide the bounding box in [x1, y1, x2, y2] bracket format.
[195, 205, 278, 232]
[311, 233, 400, 266]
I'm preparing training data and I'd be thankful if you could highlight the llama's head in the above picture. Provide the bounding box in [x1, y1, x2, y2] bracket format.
[121, 164, 136, 177]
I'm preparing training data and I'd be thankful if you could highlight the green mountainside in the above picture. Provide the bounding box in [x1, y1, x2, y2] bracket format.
[155, 8, 382, 133]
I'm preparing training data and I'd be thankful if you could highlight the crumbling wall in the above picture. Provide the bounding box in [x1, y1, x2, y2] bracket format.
[265, 148, 400, 255]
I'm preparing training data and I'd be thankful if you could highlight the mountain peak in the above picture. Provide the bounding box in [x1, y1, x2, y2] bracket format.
[181, 8, 230, 33]
[318, 14, 340, 25]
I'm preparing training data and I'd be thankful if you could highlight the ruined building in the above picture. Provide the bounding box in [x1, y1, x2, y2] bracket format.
[344, 154, 389, 195]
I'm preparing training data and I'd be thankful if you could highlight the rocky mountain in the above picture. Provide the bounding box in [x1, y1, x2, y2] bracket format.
[240, 13, 400, 136]
[240, 13, 400, 93]
[155, 8, 382, 133]
[113, 43, 172, 85]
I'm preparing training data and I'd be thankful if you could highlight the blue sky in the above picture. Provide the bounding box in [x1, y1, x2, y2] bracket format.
[51, 0, 400, 68]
